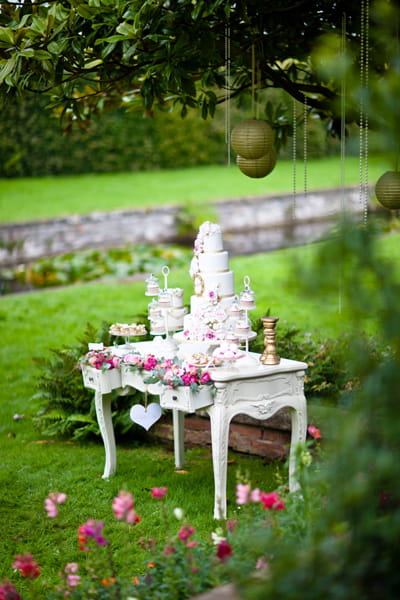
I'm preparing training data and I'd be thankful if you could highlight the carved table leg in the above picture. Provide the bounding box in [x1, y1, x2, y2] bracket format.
[207, 397, 231, 520]
[172, 409, 185, 469]
[94, 390, 117, 478]
[288, 394, 307, 492]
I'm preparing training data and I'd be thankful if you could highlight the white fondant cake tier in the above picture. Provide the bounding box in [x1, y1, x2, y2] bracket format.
[198, 250, 229, 272]
[198, 270, 234, 298]
[189, 295, 234, 315]
[203, 231, 223, 252]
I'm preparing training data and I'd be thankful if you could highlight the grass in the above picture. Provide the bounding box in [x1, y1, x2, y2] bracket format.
[0, 155, 392, 223]
[1, 152, 399, 595]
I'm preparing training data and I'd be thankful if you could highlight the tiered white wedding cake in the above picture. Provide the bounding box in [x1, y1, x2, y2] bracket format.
[182, 222, 238, 342]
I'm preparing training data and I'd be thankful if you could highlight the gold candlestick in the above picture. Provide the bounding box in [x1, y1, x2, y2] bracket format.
[260, 317, 280, 365]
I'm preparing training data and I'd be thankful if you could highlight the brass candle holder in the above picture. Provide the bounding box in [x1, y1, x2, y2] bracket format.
[260, 317, 280, 365]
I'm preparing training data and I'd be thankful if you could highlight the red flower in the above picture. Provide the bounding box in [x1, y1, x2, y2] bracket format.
[308, 425, 322, 439]
[260, 492, 285, 511]
[216, 540, 233, 561]
[0, 580, 22, 600]
[151, 487, 168, 499]
[12, 554, 41, 580]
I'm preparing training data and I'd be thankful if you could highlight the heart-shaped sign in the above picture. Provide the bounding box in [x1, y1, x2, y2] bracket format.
[129, 403, 162, 431]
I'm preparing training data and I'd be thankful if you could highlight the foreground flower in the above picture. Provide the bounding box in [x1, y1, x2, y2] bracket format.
[236, 483, 251, 505]
[12, 554, 40, 580]
[177, 525, 195, 542]
[44, 491, 67, 518]
[308, 425, 322, 439]
[0, 580, 22, 600]
[78, 520, 108, 551]
[64, 563, 81, 589]
[216, 539, 233, 561]
[151, 487, 168, 499]
[112, 490, 140, 524]
[260, 492, 285, 511]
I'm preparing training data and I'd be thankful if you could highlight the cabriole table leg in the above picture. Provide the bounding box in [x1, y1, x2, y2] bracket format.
[94, 390, 117, 478]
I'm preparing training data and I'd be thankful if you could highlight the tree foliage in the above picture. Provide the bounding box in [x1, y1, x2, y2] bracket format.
[0, 0, 398, 136]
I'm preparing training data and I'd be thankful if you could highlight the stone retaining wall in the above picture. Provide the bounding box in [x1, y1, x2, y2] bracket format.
[0, 186, 368, 266]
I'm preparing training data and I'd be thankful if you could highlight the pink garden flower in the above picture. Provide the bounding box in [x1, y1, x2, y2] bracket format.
[112, 490, 140, 525]
[260, 492, 285, 511]
[64, 563, 81, 589]
[12, 553, 41, 580]
[250, 488, 261, 502]
[44, 492, 67, 518]
[151, 487, 168, 499]
[0, 580, 22, 600]
[236, 483, 251, 505]
[77, 520, 108, 551]
[308, 425, 322, 439]
[177, 525, 196, 542]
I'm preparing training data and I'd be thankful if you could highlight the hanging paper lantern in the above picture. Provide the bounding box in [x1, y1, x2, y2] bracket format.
[231, 119, 274, 159]
[375, 171, 400, 210]
[237, 150, 276, 179]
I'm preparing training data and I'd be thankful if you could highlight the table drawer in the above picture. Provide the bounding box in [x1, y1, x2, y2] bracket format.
[82, 366, 122, 394]
[159, 387, 213, 413]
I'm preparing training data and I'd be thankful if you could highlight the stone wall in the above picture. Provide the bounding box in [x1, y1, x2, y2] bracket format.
[0, 186, 368, 266]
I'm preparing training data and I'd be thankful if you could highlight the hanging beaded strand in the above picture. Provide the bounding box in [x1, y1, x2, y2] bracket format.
[303, 95, 308, 203]
[225, 23, 231, 166]
[359, 0, 370, 225]
[292, 98, 297, 222]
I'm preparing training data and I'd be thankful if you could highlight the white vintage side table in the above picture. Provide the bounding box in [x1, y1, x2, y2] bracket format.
[82, 349, 307, 520]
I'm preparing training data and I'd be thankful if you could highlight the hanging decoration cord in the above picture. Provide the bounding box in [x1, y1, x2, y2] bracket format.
[303, 95, 308, 201]
[251, 43, 256, 119]
[292, 98, 297, 222]
[340, 12, 347, 215]
[225, 24, 231, 166]
[359, 0, 369, 225]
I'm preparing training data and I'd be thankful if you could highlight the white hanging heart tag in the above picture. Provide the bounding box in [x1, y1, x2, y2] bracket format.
[129, 403, 162, 431]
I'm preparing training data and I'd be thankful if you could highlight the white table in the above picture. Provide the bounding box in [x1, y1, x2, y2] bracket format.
[82, 345, 307, 519]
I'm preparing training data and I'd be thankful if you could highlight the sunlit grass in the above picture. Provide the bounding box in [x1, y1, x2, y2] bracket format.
[0, 155, 391, 222]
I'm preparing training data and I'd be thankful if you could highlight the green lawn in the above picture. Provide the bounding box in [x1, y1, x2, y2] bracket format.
[0, 155, 392, 223]
[1, 227, 399, 595]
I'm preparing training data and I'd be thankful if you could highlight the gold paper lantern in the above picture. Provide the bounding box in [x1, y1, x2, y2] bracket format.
[375, 171, 400, 210]
[231, 119, 274, 159]
[237, 150, 276, 179]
